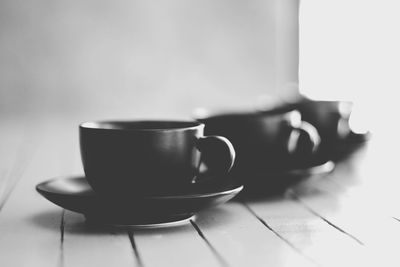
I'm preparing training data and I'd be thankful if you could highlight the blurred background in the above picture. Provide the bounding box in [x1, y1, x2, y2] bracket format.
[1, 0, 398, 134]
[0, 0, 299, 120]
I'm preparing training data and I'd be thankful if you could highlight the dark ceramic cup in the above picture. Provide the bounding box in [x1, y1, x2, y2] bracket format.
[80, 121, 235, 198]
[295, 99, 353, 147]
[197, 107, 320, 183]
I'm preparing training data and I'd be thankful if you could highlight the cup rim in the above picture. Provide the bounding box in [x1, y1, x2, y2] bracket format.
[80, 120, 203, 132]
[196, 106, 297, 121]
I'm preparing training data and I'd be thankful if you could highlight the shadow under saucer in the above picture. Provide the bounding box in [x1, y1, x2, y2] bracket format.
[235, 158, 335, 199]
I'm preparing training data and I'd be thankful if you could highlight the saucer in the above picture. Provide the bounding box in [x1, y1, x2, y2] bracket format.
[238, 158, 335, 196]
[36, 176, 243, 227]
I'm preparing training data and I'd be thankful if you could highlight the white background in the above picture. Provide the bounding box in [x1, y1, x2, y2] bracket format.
[300, 0, 400, 134]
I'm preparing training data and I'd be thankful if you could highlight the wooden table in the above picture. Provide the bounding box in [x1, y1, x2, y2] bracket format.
[0, 115, 398, 267]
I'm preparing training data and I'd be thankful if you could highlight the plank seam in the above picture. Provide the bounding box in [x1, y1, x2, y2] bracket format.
[0, 137, 37, 213]
[127, 229, 145, 267]
[392, 217, 400, 223]
[60, 209, 65, 243]
[287, 190, 365, 246]
[0, 126, 38, 216]
[241, 202, 321, 266]
[190, 219, 230, 267]
[58, 209, 65, 267]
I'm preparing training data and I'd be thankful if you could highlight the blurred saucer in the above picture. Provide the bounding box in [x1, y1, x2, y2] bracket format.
[36, 176, 243, 227]
[345, 131, 371, 144]
[323, 131, 371, 162]
[238, 158, 334, 197]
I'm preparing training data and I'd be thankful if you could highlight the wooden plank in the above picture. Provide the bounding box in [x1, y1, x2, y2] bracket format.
[63, 211, 137, 267]
[194, 201, 315, 267]
[0, 117, 31, 207]
[0, 118, 63, 267]
[289, 190, 400, 266]
[133, 222, 221, 267]
[289, 137, 400, 265]
[246, 196, 370, 267]
[290, 167, 400, 266]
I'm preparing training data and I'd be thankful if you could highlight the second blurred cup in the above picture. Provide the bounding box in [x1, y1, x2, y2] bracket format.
[196, 106, 320, 184]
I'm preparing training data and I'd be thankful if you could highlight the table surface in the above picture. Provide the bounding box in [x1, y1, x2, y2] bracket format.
[0, 115, 399, 267]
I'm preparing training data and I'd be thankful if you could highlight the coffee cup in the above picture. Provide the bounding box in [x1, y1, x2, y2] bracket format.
[293, 98, 353, 149]
[196, 107, 320, 182]
[80, 120, 235, 198]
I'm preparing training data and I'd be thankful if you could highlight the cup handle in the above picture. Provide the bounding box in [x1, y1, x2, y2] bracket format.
[194, 136, 235, 183]
[287, 121, 321, 156]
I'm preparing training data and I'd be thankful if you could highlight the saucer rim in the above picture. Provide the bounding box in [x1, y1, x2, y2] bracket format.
[85, 214, 195, 228]
[249, 158, 335, 177]
[282, 160, 335, 176]
[36, 176, 244, 200]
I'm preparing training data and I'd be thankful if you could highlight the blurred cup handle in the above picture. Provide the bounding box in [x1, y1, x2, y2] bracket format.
[287, 121, 321, 157]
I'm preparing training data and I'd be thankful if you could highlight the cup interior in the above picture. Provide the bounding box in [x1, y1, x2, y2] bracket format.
[80, 120, 201, 131]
